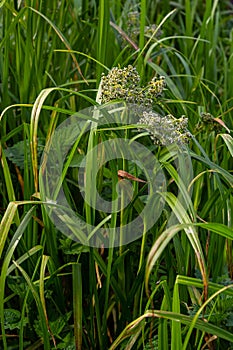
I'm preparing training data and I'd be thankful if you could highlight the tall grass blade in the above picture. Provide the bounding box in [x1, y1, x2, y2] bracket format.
[72, 263, 82, 350]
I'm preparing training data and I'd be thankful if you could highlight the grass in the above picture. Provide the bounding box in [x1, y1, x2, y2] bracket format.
[0, 0, 233, 349]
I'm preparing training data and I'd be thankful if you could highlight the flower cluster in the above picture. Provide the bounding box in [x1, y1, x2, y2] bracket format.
[127, 11, 140, 41]
[197, 112, 223, 132]
[126, 11, 162, 42]
[100, 65, 140, 104]
[138, 111, 191, 146]
[144, 24, 162, 39]
[99, 65, 166, 107]
[99, 65, 191, 147]
[147, 75, 166, 99]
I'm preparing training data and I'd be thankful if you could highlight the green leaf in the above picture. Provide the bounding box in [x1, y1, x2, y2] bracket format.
[4, 139, 44, 169]
[196, 223, 233, 240]
[50, 311, 72, 336]
[4, 308, 28, 330]
[7, 276, 27, 297]
[220, 134, 233, 157]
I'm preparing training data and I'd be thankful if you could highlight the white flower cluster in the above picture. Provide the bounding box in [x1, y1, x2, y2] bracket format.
[138, 111, 191, 146]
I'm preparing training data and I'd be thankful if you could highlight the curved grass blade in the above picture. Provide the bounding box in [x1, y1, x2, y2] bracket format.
[0, 207, 36, 349]
[13, 261, 51, 349]
[182, 284, 233, 349]
[27, 6, 85, 81]
[109, 308, 233, 350]
[219, 134, 233, 157]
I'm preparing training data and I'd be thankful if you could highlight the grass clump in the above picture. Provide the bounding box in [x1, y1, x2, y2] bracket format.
[0, 1, 233, 349]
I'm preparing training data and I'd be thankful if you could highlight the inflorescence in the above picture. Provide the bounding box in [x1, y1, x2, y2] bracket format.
[197, 112, 223, 133]
[126, 11, 162, 44]
[138, 111, 191, 146]
[100, 65, 165, 107]
[99, 65, 191, 146]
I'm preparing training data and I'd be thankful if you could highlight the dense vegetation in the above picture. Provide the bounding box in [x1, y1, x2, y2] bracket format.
[0, 0, 233, 349]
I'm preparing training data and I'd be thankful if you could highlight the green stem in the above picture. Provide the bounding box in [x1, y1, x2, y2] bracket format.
[72, 263, 82, 350]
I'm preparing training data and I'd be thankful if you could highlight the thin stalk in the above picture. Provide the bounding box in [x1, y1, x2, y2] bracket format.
[72, 263, 82, 350]
[96, 0, 110, 85]
[137, 0, 146, 78]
